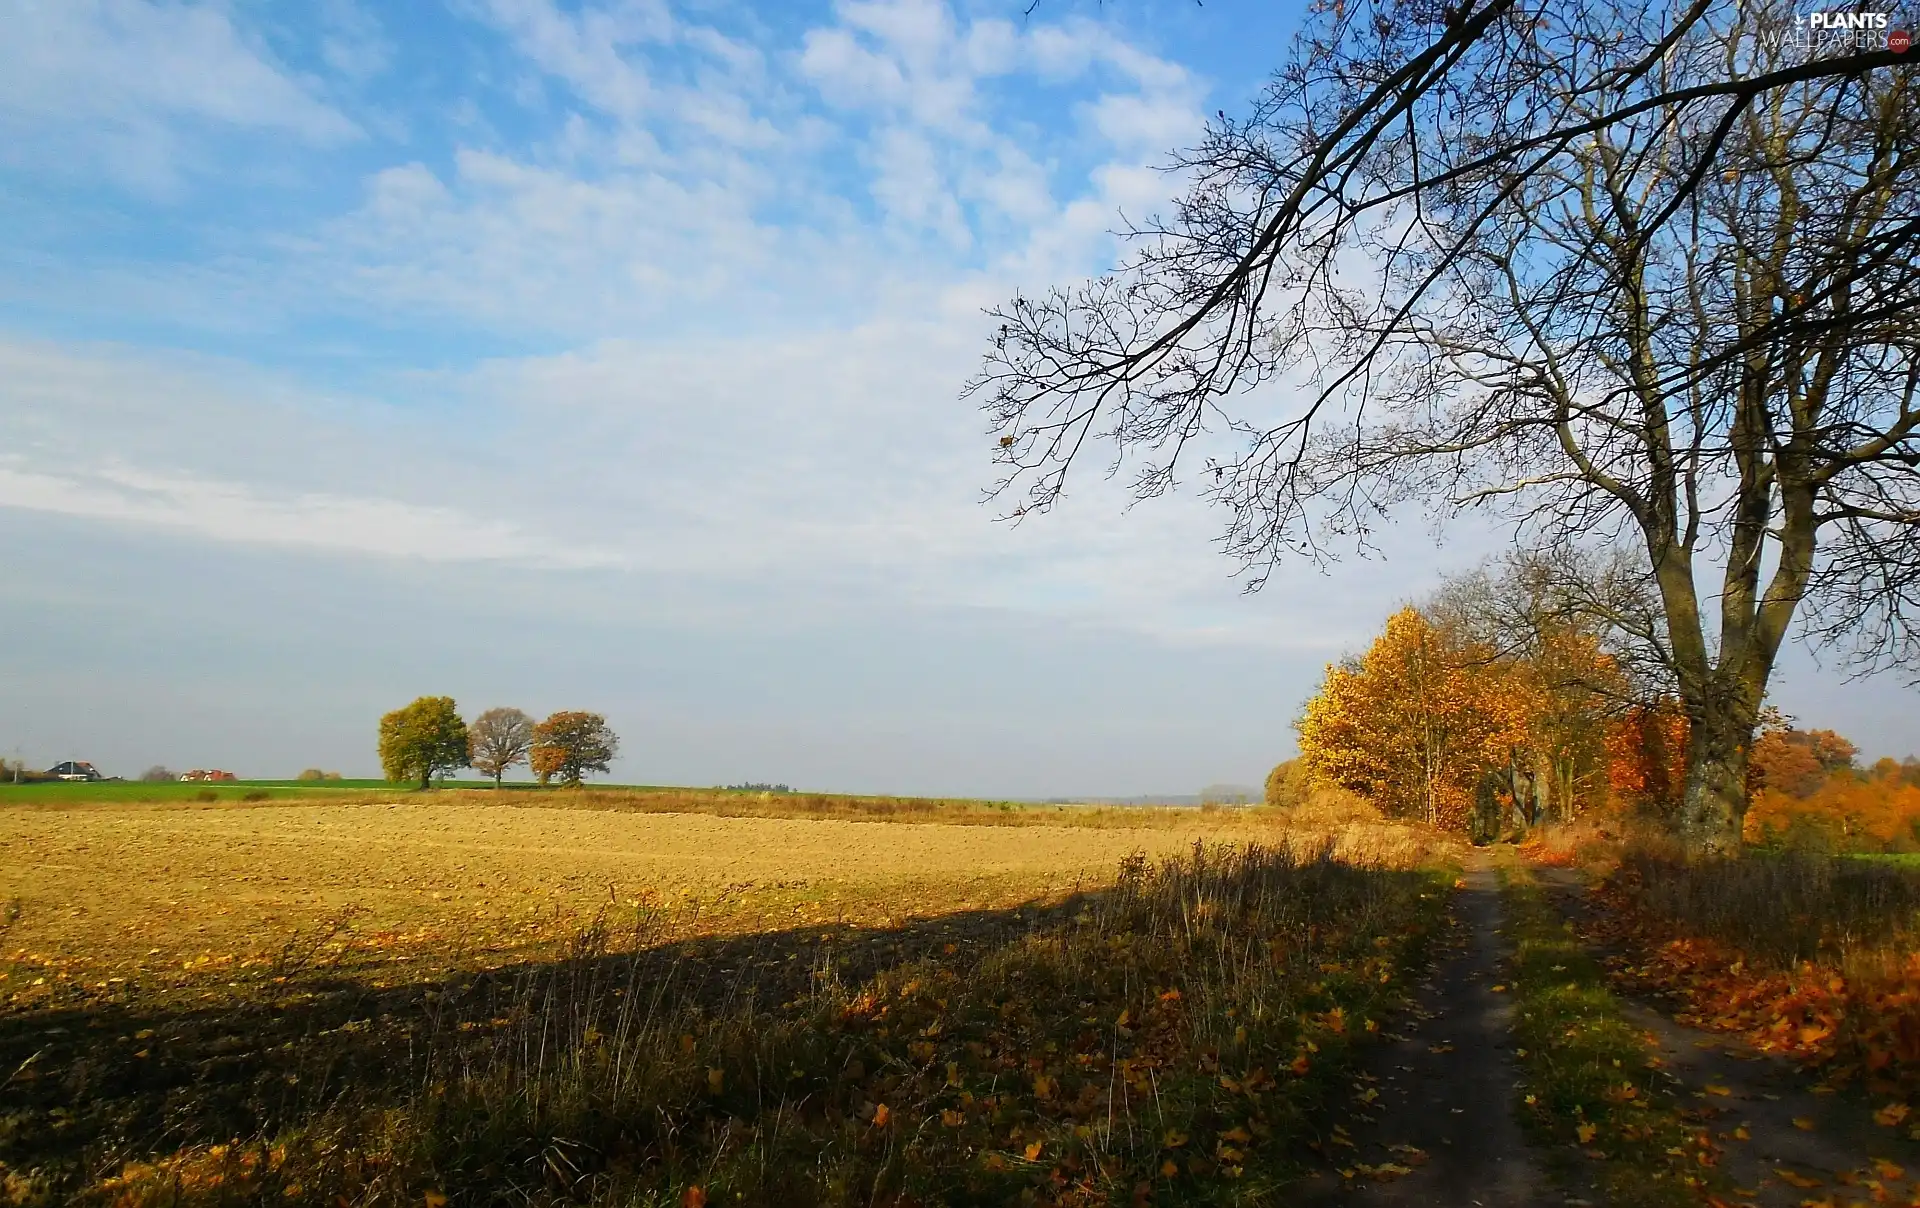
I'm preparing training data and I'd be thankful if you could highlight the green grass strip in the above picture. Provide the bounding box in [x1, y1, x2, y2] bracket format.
[1501, 865, 1723, 1208]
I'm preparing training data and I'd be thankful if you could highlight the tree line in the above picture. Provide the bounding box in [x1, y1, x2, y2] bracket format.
[1282, 553, 1920, 847]
[377, 697, 619, 790]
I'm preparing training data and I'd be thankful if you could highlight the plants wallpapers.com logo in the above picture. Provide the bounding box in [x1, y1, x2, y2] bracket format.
[1776, 10, 1913, 53]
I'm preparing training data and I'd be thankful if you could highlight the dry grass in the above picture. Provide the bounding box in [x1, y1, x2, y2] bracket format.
[1583, 844, 1920, 1104]
[1610, 846, 1920, 969]
[48, 845, 1445, 1207]
[0, 800, 1453, 1205]
[0, 799, 1451, 1012]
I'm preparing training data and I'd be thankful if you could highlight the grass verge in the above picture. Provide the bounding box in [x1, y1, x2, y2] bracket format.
[1502, 864, 1723, 1208]
[13, 843, 1448, 1207]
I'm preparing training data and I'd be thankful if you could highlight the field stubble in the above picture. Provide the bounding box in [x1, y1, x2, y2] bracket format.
[0, 795, 1454, 1206]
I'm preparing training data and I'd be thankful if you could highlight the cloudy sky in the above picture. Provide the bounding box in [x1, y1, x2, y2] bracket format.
[2, 0, 1911, 794]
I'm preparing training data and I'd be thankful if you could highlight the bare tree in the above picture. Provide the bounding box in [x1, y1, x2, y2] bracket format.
[468, 707, 534, 788]
[971, 0, 1919, 849]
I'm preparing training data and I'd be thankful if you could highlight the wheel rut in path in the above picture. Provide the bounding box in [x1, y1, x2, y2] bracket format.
[1538, 866, 1920, 1207]
[1296, 854, 1553, 1206]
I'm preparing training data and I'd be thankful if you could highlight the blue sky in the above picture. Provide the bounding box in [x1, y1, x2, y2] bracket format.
[2, 0, 1912, 792]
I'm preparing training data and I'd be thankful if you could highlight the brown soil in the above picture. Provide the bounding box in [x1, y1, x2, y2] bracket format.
[1296, 851, 1550, 1205]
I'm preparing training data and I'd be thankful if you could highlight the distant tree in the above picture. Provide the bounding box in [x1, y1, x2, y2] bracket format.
[296, 768, 327, 782]
[1605, 700, 1691, 821]
[468, 707, 535, 788]
[1263, 759, 1309, 809]
[530, 711, 618, 787]
[139, 765, 176, 783]
[529, 743, 565, 787]
[1749, 724, 1860, 800]
[378, 696, 470, 790]
[1426, 553, 1638, 827]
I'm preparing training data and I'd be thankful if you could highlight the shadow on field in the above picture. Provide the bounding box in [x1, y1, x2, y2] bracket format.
[0, 891, 1099, 1180]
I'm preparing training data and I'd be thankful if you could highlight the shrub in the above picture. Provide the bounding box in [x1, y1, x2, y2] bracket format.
[243, 790, 270, 802]
[296, 768, 327, 782]
[1264, 759, 1311, 808]
[139, 765, 176, 783]
[193, 789, 218, 803]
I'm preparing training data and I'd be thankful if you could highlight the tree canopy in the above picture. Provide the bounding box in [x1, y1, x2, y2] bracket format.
[378, 696, 470, 791]
[530, 711, 618, 787]
[973, 1, 1918, 849]
[468, 707, 535, 788]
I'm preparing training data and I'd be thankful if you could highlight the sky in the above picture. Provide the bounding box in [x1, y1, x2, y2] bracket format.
[2, 0, 1913, 795]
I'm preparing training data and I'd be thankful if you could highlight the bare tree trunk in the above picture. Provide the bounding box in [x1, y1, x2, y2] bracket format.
[1678, 683, 1758, 851]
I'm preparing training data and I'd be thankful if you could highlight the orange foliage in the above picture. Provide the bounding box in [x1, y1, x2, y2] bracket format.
[529, 743, 565, 786]
[1745, 778, 1920, 847]
[1749, 728, 1858, 800]
[1605, 701, 1689, 814]
[1590, 877, 1920, 1100]
[1298, 608, 1521, 831]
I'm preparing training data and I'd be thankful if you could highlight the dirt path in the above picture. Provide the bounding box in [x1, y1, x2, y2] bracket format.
[1537, 867, 1920, 1206]
[1299, 853, 1553, 1205]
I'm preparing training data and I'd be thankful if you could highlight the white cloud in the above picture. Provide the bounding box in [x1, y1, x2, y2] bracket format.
[301, 0, 1205, 338]
[800, 27, 909, 108]
[0, 460, 616, 567]
[0, 0, 357, 193]
[477, 0, 671, 120]
[321, 148, 812, 332]
[318, 0, 393, 81]
[0, 335, 616, 568]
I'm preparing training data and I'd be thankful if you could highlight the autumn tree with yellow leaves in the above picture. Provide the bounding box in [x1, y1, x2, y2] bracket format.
[1297, 608, 1520, 832]
[1299, 556, 1635, 835]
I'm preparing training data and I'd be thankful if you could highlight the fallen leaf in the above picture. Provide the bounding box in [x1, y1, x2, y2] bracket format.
[1025, 1140, 1044, 1161]
[1793, 1117, 1817, 1132]
[424, 1194, 448, 1208]
[680, 1188, 707, 1208]
[1705, 1084, 1732, 1096]
[1576, 1123, 1598, 1144]
[1873, 1103, 1911, 1128]
[1774, 1167, 1823, 1189]
[706, 1068, 724, 1095]
[872, 1103, 890, 1127]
